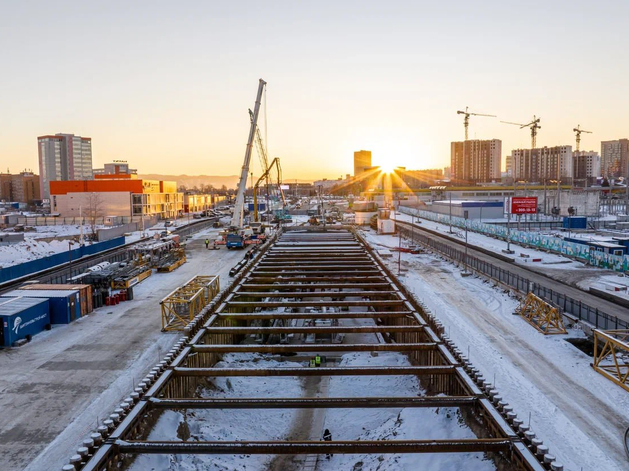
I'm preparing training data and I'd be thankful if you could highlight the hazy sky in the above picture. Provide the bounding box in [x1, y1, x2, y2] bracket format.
[1, 1, 628, 180]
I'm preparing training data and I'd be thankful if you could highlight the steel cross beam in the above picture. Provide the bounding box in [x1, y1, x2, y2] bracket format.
[238, 283, 393, 290]
[172, 366, 455, 377]
[148, 396, 478, 409]
[216, 311, 415, 320]
[190, 343, 437, 353]
[230, 291, 399, 298]
[244, 276, 388, 282]
[115, 439, 512, 454]
[223, 300, 406, 308]
[203, 325, 421, 334]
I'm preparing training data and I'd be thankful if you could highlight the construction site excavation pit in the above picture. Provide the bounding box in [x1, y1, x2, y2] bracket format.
[74, 230, 545, 471]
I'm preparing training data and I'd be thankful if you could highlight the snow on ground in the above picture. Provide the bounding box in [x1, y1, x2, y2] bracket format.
[0, 236, 76, 267]
[16, 225, 248, 471]
[393, 211, 585, 269]
[318, 352, 495, 471]
[0, 217, 211, 268]
[362, 229, 629, 471]
[577, 273, 629, 301]
[129, 353, 304, 471]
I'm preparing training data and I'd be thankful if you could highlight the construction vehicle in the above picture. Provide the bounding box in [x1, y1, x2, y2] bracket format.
[457, 106, 496, 140]
[501, 115, 542, 148]
[230, 78, 266, 231]
[226, 233, 245, 249]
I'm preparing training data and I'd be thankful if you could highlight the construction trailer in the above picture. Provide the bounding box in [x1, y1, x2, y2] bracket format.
[1, 289, 82, 324]
[0, 297, 50, 347]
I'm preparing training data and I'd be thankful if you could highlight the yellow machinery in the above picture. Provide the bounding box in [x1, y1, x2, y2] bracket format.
[592, 329, 629, 392]
[161, 275, 220, 331]
[515, 292, 567, 335]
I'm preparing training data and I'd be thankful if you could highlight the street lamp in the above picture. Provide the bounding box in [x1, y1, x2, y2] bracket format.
[462, 210, 471, 276]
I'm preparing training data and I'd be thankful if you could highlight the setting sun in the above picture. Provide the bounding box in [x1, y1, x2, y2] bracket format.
[379, 162, 397, 173]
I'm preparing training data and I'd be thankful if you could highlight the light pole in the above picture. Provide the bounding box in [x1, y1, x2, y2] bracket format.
[462, 210, 471, 276]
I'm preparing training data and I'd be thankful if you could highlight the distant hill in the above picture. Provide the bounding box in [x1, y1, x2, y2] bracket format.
[138, 174, 312, 189]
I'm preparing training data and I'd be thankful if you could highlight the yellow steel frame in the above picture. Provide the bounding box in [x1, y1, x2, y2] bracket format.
[593, 329, 629, 393]
[161, 276, 220, 331]
[516, 292, 566, 335]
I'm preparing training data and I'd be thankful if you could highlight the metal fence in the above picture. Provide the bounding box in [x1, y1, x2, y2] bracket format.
[398, 206, 629, 273]
[398, 223, 629, 331]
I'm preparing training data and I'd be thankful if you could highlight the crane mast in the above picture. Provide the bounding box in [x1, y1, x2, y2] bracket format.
[231, 78, 266, 229]
[573, 125, 592, 152]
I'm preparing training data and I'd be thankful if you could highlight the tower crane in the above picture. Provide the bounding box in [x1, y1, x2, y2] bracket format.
[457, 106, 496, 141]
[573, 125, 592, 152]
[501, 115, 541, 148]
[230, 78, 266, 230]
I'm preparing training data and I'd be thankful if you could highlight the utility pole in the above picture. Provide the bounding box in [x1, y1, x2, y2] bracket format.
[448, 191, 454, 234]
[397, 224, 402, 276]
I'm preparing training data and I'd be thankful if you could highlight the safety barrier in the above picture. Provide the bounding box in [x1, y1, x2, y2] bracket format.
[0, 237, 126, 284]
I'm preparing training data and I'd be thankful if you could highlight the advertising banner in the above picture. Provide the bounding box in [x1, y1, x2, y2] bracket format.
[511, 197, 538, 214]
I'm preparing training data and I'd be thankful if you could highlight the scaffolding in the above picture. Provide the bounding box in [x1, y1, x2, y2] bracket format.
[592, 329, 629, 393]
[161, 276, 220, 331]
[516, 292, 567, 335]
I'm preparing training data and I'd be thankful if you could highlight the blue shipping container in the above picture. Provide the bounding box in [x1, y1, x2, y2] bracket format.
[1, 289, 81, 324]
[0, 297, 50, 346]
[562, 216, 587, 229]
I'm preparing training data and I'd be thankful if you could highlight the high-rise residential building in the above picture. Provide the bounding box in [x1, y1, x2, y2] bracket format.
[573, 151, 601, 183]
[0, 171, 41, 203]
[512, 146, 573, 183]
[450, 139, 501, 184]
[37, 133, 93, 198]
[600, 139, 629, 178]
[353, 150, 372, 176]
[505, 155, 513, 177]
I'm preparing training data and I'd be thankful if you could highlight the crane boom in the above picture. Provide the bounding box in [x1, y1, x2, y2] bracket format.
[250, 109, 270, 176]
[253, 157, 283, 222]
[501, 115, 541, 148]
[231, 79, 266, 229]
[457, 106, 496, 140]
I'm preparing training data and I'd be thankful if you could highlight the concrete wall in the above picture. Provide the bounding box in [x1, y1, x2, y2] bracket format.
[53, 192, 132, 217]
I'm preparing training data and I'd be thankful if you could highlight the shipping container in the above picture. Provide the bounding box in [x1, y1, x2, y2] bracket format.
[1, 289, 81, 324]
[562, 216, 587, 229]
[0, 297, 50, 346]
[18, 284, 93, 316]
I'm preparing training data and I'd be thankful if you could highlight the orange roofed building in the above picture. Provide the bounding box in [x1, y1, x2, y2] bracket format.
[50, 177, 183, 219]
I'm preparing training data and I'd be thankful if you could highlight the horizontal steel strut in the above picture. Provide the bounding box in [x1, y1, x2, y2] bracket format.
[115, 439, 512, 454]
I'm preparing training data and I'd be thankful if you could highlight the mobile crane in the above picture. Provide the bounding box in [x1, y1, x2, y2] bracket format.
[226, 78, 266, 249]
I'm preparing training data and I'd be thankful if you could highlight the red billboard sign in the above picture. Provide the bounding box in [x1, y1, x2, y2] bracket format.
[511, 197, 538, 214]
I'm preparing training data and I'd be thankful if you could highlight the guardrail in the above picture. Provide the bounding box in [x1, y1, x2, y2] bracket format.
[396, 221, 629, 331]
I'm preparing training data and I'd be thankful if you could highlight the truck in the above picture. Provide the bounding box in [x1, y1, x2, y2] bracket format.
[226, 233, 245, 249]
